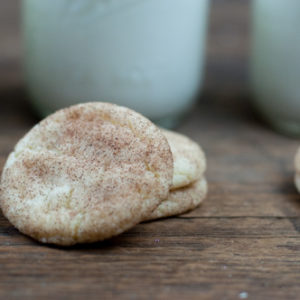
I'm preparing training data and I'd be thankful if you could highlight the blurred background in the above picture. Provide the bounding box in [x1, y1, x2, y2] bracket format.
[0, 0, 250, 118]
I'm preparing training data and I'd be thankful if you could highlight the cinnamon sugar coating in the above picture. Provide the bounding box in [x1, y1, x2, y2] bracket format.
[0, 102, 173, 245]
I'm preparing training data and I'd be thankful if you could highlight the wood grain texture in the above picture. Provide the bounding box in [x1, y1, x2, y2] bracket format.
[1, 0, 300, 299]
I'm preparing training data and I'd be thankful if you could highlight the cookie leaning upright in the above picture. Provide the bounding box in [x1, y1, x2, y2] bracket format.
[0, 102, 173, 246]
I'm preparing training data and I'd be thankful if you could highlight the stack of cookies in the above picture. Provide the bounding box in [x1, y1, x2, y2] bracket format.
[0, 103, 207, 246]
[145, 129, 207, 221]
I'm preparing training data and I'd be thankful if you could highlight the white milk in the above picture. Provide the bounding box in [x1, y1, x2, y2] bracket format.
[251, 0, 300, 135]
[23, 0, 209, 127]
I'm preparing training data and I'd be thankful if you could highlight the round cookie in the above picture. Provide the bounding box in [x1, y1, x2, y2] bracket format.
[162, 129, 206, 190]
[144, 178, 207, 221]
[0, 102, 173, 246]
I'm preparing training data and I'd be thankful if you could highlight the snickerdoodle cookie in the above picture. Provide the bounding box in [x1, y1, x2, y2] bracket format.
[162, 130, 206, 190]
[146, 130, 207, 221]
[0, 102, 173, 246]
[145, 178, 207, 221]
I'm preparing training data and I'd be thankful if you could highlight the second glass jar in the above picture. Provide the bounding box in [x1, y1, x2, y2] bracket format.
[251, 0, 300, 136]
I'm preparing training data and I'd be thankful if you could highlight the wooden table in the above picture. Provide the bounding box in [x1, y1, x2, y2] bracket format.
[1, 1, 300, 299]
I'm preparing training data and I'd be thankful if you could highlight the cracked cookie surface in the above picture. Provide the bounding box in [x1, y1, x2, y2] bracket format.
[0, 102, 173, 246]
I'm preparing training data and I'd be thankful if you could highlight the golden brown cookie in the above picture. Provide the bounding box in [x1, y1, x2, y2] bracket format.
[0, 102, 173, 246]
[144, 178, 207, 221]
[162, 129, 206, 190]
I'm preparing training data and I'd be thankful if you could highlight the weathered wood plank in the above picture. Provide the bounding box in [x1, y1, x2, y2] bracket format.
[1, 217, 300, 299]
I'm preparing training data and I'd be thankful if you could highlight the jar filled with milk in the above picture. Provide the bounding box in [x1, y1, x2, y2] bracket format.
[251, 0, 300, 136]
[23, 0, 209, 127]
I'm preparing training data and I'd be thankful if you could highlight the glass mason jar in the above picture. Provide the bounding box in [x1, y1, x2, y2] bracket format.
[22, 0, 209, 128]
[251, 0, 300, 136]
